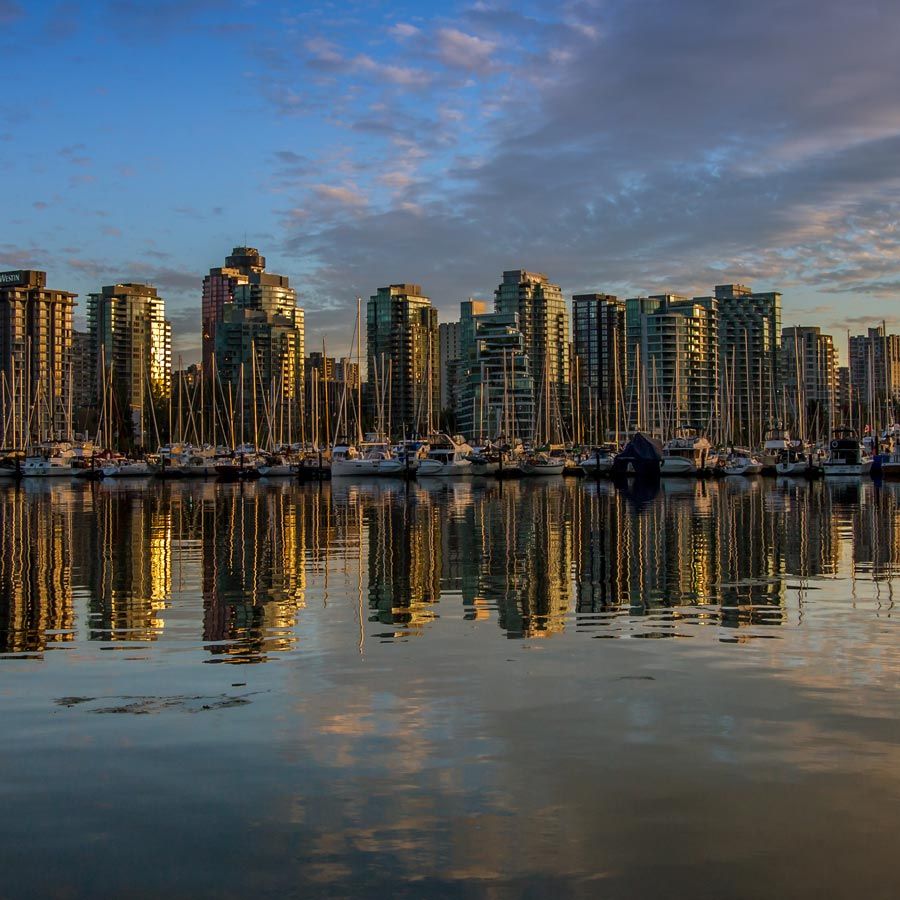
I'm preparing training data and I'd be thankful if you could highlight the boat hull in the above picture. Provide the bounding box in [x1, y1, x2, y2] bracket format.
[823, 461, 872, 477]
[660, 457, 697, 476]
[521, 462, 566, 476]
[416, 460, 473, 476]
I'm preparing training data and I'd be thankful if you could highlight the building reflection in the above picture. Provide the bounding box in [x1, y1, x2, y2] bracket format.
[88, 486, 172, 642]
[202, 483, 307, 662]
[3, 477, 900, 657]
[0, 486, 75, 655]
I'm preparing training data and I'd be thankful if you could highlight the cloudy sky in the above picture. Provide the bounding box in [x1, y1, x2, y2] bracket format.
[3, 0, 900, 362]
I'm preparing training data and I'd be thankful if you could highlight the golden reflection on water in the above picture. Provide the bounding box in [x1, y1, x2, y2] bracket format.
[0, 477, 898, 659]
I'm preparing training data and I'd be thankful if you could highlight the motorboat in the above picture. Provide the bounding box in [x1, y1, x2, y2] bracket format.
[722, 448, 763, 476]
[760, 428, 792, 472]
[21, 453, 75, 477]
[258, 454, 296, 477]
[417, 434, 475, 476]
[822, 426, 873, 477]
[660, 433, 712, 476]
[330, 438, 396, 477]
[775, 442, 818, 476]
[580, 446, 615, 478]
[521, 451, 566, 476]
[101, 459, 153, 478]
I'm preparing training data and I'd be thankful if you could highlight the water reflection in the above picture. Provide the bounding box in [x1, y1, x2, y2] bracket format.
[1, 477, 899, 660]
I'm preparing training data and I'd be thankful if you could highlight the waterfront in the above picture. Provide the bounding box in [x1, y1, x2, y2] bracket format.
[2, 477, 899, 898]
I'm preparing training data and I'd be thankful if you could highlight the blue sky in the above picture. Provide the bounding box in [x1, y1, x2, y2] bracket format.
[3, 0, 900, 362]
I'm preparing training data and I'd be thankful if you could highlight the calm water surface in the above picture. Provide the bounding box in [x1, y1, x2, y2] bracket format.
[1, 476, 898, 898]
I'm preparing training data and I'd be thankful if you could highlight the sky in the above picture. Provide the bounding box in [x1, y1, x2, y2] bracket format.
[3, 0, 900, 364]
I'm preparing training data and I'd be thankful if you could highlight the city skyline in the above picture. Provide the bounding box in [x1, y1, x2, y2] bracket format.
[4, 1, 900, 363]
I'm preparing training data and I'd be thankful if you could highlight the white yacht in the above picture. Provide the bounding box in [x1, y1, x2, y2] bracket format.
[21, 442, 81, 477]
[417, 434, 474, 476]
[822, 427, 873, 477]
[660, 433, 712, 476]
[330, 438, 395, 477]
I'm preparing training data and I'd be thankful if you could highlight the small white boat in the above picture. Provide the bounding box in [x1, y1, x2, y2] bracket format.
[102, 460, 153, 478]
[660, 433, 711, 476]
[580, 447, 615, 477]
[775, 442, 818, 476]
[822, 427, 873, 477]
[258, 455, 295, 477]
[417, 434, 474, 476]
[521, 452, 566, 476]
[722, 449, 763, 476]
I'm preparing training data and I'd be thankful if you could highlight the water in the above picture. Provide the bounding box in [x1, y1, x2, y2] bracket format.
[1, 476, 898, 898]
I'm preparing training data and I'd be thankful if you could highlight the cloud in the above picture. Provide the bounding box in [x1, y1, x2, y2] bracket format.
[0, 244, 50, 268]
[311, 184, 368, 209]
[271, 0, 900, 333]
[353, 54, 432, 88]
[435, 28, 497, 73]
[389, 22, 419, 40]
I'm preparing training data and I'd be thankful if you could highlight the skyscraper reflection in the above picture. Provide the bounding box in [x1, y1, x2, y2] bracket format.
[0, 486, 75, 655]
[202, 483, 307, 661]
[2, 478, 900, 659]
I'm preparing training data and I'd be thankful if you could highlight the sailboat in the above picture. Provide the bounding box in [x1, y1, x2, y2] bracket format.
[417, 434, 474, 476]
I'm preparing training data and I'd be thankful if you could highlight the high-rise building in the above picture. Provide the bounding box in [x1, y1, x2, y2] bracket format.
[780, 326, 837, 438]
[626, 294, 718, 434]
[457, 307, 535, 443]
[439, 321, 460, 414]
[848, 326, 900, 427]
[214, 256, 304, 448]
[572, 293, 626, 442]
[701, 284, 781, 445]
[71, 329, 93, 408]
[494, 271, 570, 443]
[0, 269, 75, 444]
[366, 283, 439, 436]
[439, 299, 488, 422]
[836, 366, 851, 424]
[87, 283, 172, 446]
[201, 247, 264, 374]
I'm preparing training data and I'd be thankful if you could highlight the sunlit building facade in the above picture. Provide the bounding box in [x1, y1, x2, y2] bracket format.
[214, 257, 305, 447]
[0, 269, 75, 443]
[87, 282, 172, 446]
[494, 270, 570, 443]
